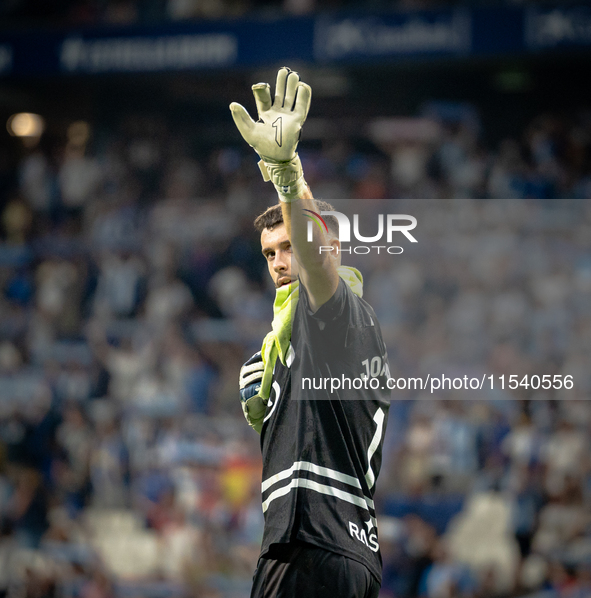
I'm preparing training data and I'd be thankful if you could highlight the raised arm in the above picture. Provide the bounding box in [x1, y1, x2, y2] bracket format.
[230, 67, 339, 311]
[280, 186, 339, 311]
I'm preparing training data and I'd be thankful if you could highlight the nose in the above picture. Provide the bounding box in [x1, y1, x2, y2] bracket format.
[273, 250, 289, 273]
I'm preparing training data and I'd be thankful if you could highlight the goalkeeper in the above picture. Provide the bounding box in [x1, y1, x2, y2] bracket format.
[232, 67, 390, 598]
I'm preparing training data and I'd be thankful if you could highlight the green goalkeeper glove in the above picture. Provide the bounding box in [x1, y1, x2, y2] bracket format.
[230, 67, 312, 202]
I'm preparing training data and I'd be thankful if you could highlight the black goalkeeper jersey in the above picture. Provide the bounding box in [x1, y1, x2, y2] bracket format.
[258, 277, 391, 584]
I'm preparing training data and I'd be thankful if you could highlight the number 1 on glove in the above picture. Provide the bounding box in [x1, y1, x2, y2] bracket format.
[230, 67, 312, 202]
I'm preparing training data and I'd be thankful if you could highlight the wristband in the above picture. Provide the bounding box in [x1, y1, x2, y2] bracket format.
[258, 154, 307, 202]
[275, 176, 308, 203]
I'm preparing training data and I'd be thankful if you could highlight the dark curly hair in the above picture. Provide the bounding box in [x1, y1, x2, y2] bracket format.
[254, 200, 340, 237]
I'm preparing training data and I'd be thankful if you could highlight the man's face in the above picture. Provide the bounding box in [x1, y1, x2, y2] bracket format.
[261, 224, 299, 289]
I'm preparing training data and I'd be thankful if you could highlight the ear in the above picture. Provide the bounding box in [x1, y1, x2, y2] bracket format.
[329, 237, 341, 262]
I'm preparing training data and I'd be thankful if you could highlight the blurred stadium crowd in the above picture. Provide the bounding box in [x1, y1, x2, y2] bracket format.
[0, 0, 537, 26]
[0, 0, 420, 25]
[0, 101, 591, 598]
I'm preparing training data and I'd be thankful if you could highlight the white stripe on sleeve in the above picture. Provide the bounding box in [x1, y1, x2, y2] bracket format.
[364, 408, 385, 490]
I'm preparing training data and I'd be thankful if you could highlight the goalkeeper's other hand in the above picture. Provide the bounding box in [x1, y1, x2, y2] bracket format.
[239, 351, 264, 403]
[229, 66, 312, 164]
[239, 351, 267, 433]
